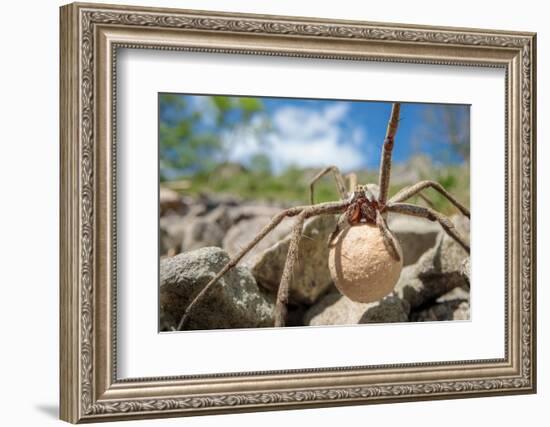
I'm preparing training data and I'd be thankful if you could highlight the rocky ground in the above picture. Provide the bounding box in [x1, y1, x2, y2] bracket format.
[159, 187, 471, 331]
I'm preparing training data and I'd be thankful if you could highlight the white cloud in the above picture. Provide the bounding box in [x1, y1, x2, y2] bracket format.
[223, 102, 369, 174]
[323, 102, 349, 122]
[266, 133, 364, 172]
[350, 127, 365, 146]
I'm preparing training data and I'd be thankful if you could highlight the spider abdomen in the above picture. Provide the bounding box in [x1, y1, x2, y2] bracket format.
[328, 223, 403, 303]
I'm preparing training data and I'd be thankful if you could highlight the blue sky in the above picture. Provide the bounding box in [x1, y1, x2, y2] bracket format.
[160, 94, 470, 174]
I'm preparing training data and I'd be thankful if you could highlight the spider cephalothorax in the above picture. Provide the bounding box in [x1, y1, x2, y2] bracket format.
[177, 102, 470, 330]
[328, 182, 401, 263]
[347, 184, 381, 225]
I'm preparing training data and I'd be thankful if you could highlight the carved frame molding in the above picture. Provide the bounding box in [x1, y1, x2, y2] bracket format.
[60, 2, 536, 423]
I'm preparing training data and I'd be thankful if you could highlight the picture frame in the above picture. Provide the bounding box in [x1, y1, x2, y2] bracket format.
[59, 2, 536, 423]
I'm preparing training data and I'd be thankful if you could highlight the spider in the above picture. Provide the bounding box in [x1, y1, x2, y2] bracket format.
[177, 102, 470, 330]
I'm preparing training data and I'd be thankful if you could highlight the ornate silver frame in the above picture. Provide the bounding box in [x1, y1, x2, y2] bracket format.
[59, 2, 537, 423]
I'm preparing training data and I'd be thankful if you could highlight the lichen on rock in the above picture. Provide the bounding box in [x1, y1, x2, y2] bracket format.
[160, 247, 274, 331]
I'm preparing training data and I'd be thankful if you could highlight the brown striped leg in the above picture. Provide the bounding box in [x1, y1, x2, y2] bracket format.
[309, 165, 348, 204]
[389, 180, 470, 218]
[417, 192, 437, 210]
[274, 201, 350, 327]
[378, 103, 401, 206]
[385, 203, 470, 254]
[375, 211, 401, 261]
[327, 210, 352, 246]
[345, 172, 358, 193]
[274, 212, 306, 327]
[177, 205, 304, 330]
[178, 201, 350, 330]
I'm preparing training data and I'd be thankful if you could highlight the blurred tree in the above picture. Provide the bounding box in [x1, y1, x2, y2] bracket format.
[159, 94, 264, 181]
[412, 105, 470, 163]
[249, 153, 272, 175]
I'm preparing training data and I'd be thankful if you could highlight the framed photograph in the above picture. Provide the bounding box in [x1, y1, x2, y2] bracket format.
[60, 2, 536, 423]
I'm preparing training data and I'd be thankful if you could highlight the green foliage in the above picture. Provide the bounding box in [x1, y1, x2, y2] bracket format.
[159, 94, 264, 180]
[159, 95, 470, 216]
[178, 165, 469, 216]
[403, 164, 470, 214]
[249, 153, 272, 175]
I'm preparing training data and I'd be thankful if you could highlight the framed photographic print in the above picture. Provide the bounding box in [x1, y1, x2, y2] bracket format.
[59, 2, 537, 423]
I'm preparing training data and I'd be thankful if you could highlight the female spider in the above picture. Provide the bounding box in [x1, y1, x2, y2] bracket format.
[177, 102, 470, 330]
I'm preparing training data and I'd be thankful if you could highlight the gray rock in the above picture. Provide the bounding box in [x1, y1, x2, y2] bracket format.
[181, 206, 232, 251]
[396, 214, 470, 310]
[198, 192, 241, 211]
[204, 205, 233, 231]
[160, 247, 274, 331]
[222, 215, 294, 269]
[411, 287, 470, 322]
[305, 292, 410, 326]
[387, 214, 440, 266]
[226, 205, 284, 224]
[305, 293, 365, 325]
[460, 258, 471, 286]
[181, 220, 224, 251]
[160, 214, 186, 256]
[359, 295, 410, 324]
[453, 301, 470, 320]
[186, 202, 208, 218]
[411, 300, 470, 321]
[160, 186, 183, 216]
[437, 286, 469, 303]
[252, 214, 338, 304]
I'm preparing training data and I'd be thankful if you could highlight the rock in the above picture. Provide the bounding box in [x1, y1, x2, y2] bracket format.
[305, 292, 410, 326]
[411, 300, 470, 321]
[181, 206, 232, 251]
[182, 219, 224, 251]
[160, 247, 274, 331]
[359, 295, 410, 323]
[160, 186, 184, 216]
[453, 301, 470, 320]
[460, 258, 471, 286]
[252, 214, 338, 304]
[411, 287, 470, 321]
[186, 202, 208, 218]
[204, 205, 233, 231]
[160, 214, 186, 256]
[222, 215, 294, 268]
[437, 286, 470, 303]
[197, 192, 241, 211]
[396, 214, 470, 310]
[284, 303, 310, 327]
[305, 293, 364, 325]
[387, 214, 440, 266]
[226, 205, 284, 224]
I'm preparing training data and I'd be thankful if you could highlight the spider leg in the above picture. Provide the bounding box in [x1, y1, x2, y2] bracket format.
[274, 201, 350, 327]
[388, 180, 470, 218]
[327, 210, 351, 246]
[345, 172, 357, 193]
[177, 205, 303, 330]
[177, 201, 349, 330]
[309, 165, 348, 204]
[375, 210, 401, 262]
[274, 212, 306, 327]
[378, 103, 401, 206]
[385, 202, 470, 254]
[417, 192, 437, 210]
